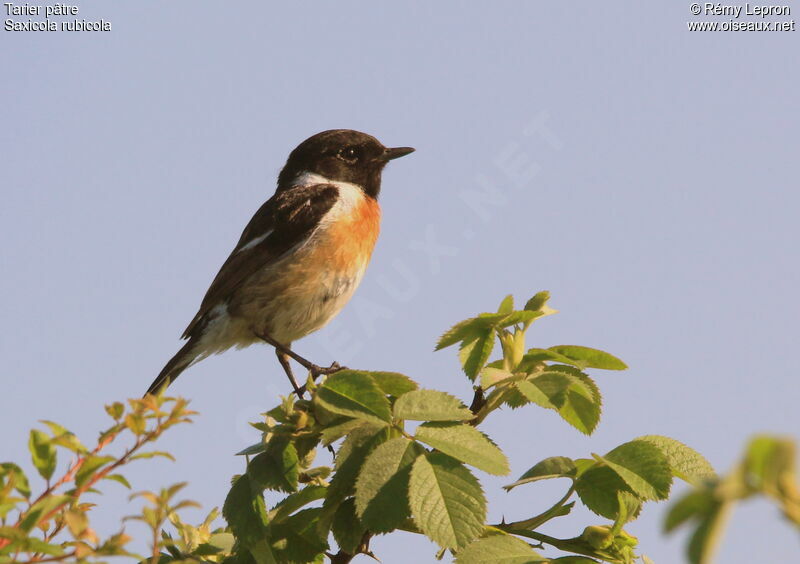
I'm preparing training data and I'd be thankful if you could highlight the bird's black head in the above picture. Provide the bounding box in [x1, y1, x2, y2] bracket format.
[277, 129, 414, 198]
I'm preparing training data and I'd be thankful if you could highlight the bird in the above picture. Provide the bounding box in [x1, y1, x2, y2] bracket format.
[145, 129, 414, 396]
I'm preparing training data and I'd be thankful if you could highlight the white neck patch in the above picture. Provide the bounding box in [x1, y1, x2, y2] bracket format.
[292, 171, 365, 216]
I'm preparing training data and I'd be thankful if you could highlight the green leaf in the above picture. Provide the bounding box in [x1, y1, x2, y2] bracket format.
[334, 423, 388, 470]
[516, 366, 602, 435]
[637, 435, 715, 485]
[19, 495, 70, 532]
[249, 438, 299, 493]
[269, 507, 328, 563]
[28, 430, 57, 481]
[598, 440, 673, 501]
[408, 453, 486, 549]
[456, 534, 546, 563]
[575, 464, 632, 519]
[686, 498, 731, 564]
[75, 455, 115, 487]
[436, 313, 508, 350]
[319, 426, 396, 536]
[369, 371, 418, 397]
[40, 421, 87, 454]
[521, 348, 581, 369]
[355, 437, 424, 533]
[222, 474, 269, 549]
[524, 291, 550, 312]
[664, 489, 715, 533]
[0, 463, 31, 498]
[319, 419, 364, 446]
[505, 456, 577, 490]
[415, 422, 509, 475]
[496, 310, 544, 329]
[393, 390, 473, 422]
[236, 442, 268, 456]
[743, 435, 795, 492]
[497, 295, 514, 314]
[314, 370, 392, 425]
[103, 473, 132, 489]
[270, 485, 327, 524]
[547, 345, 627, 370]
[129, 451, 175, 462]
[105, 402, 125, 420]
[459, 330, 495, 381]
[480, 367, 516, 388]
[331, 498, 366, 554]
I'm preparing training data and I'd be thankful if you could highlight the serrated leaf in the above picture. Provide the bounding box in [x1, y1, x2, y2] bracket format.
[456, 534, 545, 563]
[516, 366, 602, 434]
[502, 386, 531, 409]
[222, 474, 268, 549]
[436, 313, 508, 350]
[249, 438, 299, 493]
[496, 310, 544, 329]
[236, 442, 268, 456]
[314, 370, 392, 425]
[270, 485, 327, 524]
[409, 453, 486, 549]
[521, 348, 580, 369]
[334, 423, 387, 470]
[575, 464, 632, 519]
[505, 456, 577, 490]
[480, 367, 516, 388]
[75, 456, 115, 488]
[269, 507, 328, 563]
[355, 437, 424, 533]
[28, 430, 57, 481]
[415, 422, 509, 476]
[497, 295, 514, 314]
[319, 426, 396, 536]
[637, 435, 715, 485]
[459, 330, 495, 381]
[369, 371, 418, 397]
[599, 440, 673, 501]
[331, 498, 366, 554]
[319, 418, 364, 446]
[524, 291, 550, 312]
[547, 345, 627, 370]
[393, 390, 473, 422]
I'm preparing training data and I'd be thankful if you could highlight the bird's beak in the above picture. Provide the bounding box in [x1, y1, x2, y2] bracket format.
[382, 146, 415, 161]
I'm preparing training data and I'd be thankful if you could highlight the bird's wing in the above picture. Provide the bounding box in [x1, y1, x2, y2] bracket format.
[181, 183, 340, 339]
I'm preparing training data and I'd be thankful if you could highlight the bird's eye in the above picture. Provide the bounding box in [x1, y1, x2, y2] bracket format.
[337, 146, 361, 163]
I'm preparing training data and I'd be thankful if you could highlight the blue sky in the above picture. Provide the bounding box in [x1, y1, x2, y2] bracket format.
[2, 2, 798, 562]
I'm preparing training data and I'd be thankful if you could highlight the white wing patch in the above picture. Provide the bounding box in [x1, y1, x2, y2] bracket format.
[236, 230, 274, 254]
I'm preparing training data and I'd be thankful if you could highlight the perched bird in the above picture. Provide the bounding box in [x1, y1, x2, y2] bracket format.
[145, 129, 414, 396]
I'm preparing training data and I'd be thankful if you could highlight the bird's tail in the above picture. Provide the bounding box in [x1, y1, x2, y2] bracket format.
[144, 338, 201, 397]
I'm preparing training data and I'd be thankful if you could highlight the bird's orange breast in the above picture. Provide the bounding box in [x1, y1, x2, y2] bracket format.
[324, 196, 381, 270]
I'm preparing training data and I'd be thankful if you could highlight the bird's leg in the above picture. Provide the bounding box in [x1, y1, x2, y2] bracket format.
[258, 332, 344, 380]
[275, 347, 304, 397]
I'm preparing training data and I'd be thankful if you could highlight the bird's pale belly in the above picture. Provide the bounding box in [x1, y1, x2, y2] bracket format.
[214, 199, 380, 348]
